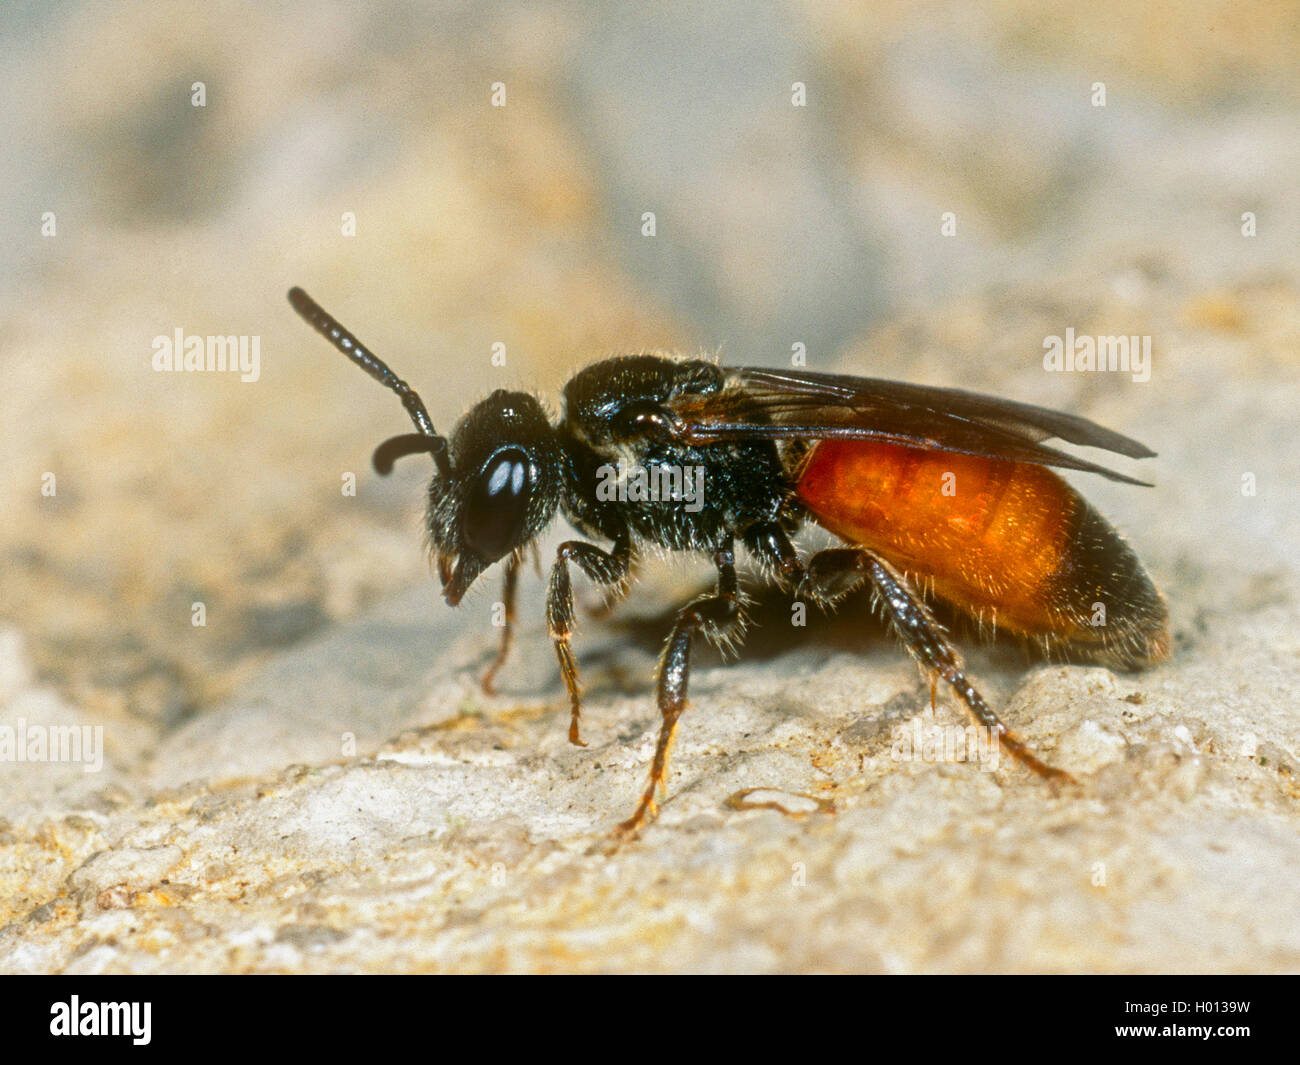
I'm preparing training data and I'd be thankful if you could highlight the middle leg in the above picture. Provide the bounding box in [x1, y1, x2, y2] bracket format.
[615, 540, 742, 840]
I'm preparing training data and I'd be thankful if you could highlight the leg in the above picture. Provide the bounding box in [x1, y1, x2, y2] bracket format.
[480, 552, 520, 695]
[743, 520, 803, 587]
[546, 535, 631, 746]
[615, 541, 742, 840]
[803, 548, 1074, 785]
[587, 557, 637, 620]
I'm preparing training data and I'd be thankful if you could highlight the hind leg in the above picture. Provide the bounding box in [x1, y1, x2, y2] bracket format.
[803, 547, 1074, 785]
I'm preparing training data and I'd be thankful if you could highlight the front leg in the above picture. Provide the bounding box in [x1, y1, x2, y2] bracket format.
[586, 556, 638, 620]
[804, 548, 1074, 785]
[614, 540, 741, 841]
[546, 534, 631, 746]
[480, 551, 520, 695]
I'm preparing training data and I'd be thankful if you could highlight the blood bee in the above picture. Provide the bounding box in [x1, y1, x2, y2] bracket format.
[290, 288, 1168, 839]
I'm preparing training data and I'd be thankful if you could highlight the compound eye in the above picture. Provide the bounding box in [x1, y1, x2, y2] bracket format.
[463, 448, 535, 560]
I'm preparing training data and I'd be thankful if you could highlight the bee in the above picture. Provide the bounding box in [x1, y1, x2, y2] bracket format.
[289, 287, 1169, 840]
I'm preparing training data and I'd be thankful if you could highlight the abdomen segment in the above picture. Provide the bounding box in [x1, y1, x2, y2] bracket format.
[794, 439, 1169, 667]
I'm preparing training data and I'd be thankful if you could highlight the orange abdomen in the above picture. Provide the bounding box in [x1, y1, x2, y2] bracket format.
[795, 439, 1168, 665]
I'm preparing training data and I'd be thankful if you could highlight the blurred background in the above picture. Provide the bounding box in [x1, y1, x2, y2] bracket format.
[2, 0, 1297, 765]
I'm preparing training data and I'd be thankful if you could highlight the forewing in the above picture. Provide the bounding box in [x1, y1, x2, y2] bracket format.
[666, 367, 1155, 486]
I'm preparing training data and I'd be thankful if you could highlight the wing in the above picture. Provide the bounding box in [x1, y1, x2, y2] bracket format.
[666, 367, 1156, 486]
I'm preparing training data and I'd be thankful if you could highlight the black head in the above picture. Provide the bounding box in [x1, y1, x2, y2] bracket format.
[288, 288, 561, 606]
[429, 390, 562, 604]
